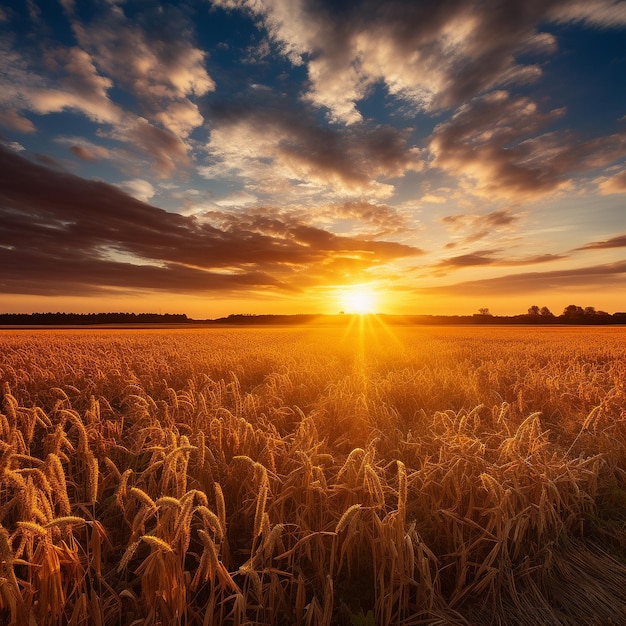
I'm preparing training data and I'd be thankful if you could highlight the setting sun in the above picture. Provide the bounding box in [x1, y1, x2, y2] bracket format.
[339, 285, 378, 314]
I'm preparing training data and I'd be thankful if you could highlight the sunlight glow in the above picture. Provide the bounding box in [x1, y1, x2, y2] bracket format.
[339, 285, 378, 314]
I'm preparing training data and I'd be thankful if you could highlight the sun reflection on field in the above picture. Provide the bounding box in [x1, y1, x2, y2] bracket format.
[340, 309, 405, 361]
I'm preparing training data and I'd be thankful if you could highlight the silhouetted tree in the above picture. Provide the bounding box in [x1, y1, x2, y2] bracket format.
[563, 304, 584, 319]
[528, 305, 540, 316]
[478, 308, 492, 316]
[540, 306, 554, 317]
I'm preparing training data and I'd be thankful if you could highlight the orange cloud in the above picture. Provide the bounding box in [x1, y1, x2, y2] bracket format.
[574, 234, 626, 251]
[598, 169, 626, 194]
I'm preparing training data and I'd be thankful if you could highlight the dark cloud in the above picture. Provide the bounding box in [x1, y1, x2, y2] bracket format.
[126, 118, 190, 178]
[206, 103, 421, 194]
[32, 154, 64, 169]
[430, 91, 626, 198]
[0, 145, 422, 296]
[418, 260, 626, 296]
[575, 234, 626, 251]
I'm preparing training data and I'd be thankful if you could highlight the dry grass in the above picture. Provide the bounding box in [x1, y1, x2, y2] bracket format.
[0, 324, 625, 625]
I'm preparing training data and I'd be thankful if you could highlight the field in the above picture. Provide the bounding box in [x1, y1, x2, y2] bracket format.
[0, 323, 625, 625]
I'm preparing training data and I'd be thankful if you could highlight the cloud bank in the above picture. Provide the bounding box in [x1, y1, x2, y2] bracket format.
[0, 145, 422, 296]
[214, 0, 626, 124]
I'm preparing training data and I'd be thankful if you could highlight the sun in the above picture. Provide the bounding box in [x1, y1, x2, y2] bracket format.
[339, 285, 378, 314]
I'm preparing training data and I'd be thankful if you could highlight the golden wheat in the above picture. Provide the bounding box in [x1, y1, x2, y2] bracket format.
[0, 326, 624, 625]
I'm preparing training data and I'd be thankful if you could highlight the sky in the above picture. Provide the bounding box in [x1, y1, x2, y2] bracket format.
[1, 0, 625, 318]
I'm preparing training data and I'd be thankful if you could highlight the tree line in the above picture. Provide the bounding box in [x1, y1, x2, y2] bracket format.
[0, 312, 189, 325]
[0, 307, 624, 326]
[471, 305, 625, 324]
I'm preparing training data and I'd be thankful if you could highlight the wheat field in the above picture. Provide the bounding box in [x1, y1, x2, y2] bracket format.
[0, 323, 625, 625]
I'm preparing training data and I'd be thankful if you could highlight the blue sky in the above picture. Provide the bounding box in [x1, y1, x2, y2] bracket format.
[1, 0, 625, 317]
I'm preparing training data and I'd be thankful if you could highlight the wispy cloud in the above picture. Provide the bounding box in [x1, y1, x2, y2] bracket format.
[428, 249, 567, 277]
[419, 260, 626, 296]
[574, 234, 626, 251]
[440, 208, 519, 246]
[550, 1, 626, 27]
[597, 169, 626, 194]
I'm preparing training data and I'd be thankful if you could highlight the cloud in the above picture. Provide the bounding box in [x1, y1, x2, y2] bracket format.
[204, 103, 421, 197]
[441, 209, 517, 230]
[432, 249, 566, 273]
[120, 118, 190, 178]
[1, 139, 26, 152]
[0, 144, 422, 297]
[69, 143, 110, 162]
[574, 234, 626, 251]
[429, 91, 626, 199]
[214, 0, 626, 124]
[155, 100, 204, 140]
[59, 119, 189, 178]
[419, 260, 626, 297]
[0, 109, 35, 133]
[67, 2, 213, 138]
[214, 191, 258, 208]
[0, 39, 121, 125]
[597, 169, 626, 194]
[550, 0, 626, 27]
[118, 179, 155, 203]
[29, 46, 120, 124]
[436, 249, 500, 269]
[0, 4, 212, 177]
[332, 201, 410, 236]
[440, 208, 519, 244]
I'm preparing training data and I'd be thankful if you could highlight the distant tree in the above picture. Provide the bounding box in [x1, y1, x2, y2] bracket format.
[478, 308, 492, 316]
[540, 306, 554, 317]
[563, 304, 584, 319]
[528, 305, 540, 316]
[584, 306, 597, 316]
